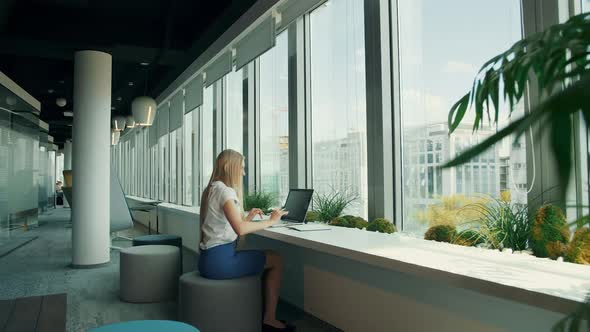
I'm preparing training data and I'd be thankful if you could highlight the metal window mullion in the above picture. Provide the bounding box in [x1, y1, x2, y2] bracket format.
[390, 0, 403, 228]
[254, 60, 262, 191]
[364, 0, 394, 222]
[245, 62, 257, 193]
[288, 20, 306, 189]
[522, 0, 564, 212]
[303, 14, 313, 190]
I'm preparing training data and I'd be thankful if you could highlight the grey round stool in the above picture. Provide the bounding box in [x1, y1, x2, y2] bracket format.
[179, 272, 262, 332]
[120, 245, 180, 303]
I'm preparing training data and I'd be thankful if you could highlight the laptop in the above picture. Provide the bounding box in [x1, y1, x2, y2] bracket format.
[263, 189, 314, 227]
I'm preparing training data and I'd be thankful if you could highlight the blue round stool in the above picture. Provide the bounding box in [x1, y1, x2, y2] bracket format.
[89, 320, 199, 332]
[133, 234, 183, 271]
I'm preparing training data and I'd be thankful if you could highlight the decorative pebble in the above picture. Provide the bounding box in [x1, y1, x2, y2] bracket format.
[502, 248, 513, 254]
[557, 257, 564, 262]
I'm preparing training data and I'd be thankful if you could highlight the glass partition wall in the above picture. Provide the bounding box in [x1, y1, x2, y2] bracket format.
[0, 108, 43, 240]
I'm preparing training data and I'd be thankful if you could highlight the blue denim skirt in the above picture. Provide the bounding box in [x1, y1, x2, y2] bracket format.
[198, 240, 266, 280]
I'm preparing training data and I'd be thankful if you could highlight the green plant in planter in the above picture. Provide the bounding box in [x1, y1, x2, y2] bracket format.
[305, 210, 320, 222]
[452, 230, 485, 247]
[367, 218, 396, 234]
[313, 188, 359, 223]
[243, 191, 277, 214]
[566, 227, 590, 265]
[330, 215, 368, 230]
[464, 198, 531, 250]
[424, 225, 456, 243]
[531, 204, 570, 259]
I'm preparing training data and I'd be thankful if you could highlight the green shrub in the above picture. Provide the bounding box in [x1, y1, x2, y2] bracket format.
[367, 218, 396, 234]
[466, 198, 531, 250]
[452, 230, 485, 247]
[566, 227, 590, 265]
[243, 191, 277, 213]
[531, 204, 570, 259]
[313, 188, 358, 222]
[306, 210, 320, 222]
[330, 215, 368, 229]
[424, 225, 456, 243]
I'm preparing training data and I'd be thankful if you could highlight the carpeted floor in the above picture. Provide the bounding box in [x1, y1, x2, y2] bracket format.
[0, 208, 341, 332]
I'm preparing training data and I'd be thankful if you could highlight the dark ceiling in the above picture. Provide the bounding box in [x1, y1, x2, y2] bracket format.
[0, 0, 258, 147]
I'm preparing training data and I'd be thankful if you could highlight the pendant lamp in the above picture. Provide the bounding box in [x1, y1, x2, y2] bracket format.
[112, 115, 126, 131]
[132, 66, 157, 126]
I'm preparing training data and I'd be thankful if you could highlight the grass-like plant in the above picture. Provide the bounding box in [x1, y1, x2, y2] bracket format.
[415, 194, 490, 227]
[243, 191, 277, 214]
[313, 188, 359, 223]
[465, 198, 531, 251]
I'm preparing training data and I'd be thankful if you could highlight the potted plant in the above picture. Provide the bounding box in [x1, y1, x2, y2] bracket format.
[243, 191, 277, 214]
[313, 188, 358, 223]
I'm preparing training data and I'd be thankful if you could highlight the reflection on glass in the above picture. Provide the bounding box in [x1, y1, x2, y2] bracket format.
[226, 69, 244, 153]
[398, 0, 525, 235]
[310, 0, 368, 218]
[259, 32, 289, 204]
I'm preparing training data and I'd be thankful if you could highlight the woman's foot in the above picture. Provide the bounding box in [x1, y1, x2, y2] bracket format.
[263, 318, 286, 329]
[263, 318, 295, 331]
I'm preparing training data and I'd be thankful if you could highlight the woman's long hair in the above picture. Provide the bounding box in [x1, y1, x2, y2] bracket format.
[199, 149, 244, 233]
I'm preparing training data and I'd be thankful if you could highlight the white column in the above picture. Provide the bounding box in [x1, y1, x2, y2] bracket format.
[71, 50, 112, 267]
[63, 140, 72, 170]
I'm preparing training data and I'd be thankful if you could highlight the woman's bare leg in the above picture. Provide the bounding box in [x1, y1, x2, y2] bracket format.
[263, 250, 285, 328]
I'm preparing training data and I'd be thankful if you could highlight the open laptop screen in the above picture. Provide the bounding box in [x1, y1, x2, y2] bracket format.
[281, 189, 314, 223]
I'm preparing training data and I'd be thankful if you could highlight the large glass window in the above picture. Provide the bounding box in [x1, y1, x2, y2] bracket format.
[309, 0, 368, 218]
[225, 69, 244, 153]
[259, 32, 289, 203]
[202, 86, 214, 190]
[398, 0, 525, 234]
[183, 110, 197, 206]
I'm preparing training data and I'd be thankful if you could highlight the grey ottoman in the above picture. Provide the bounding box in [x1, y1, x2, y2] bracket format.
[179, 272, 262, 332]
[120, 245, 180, 303]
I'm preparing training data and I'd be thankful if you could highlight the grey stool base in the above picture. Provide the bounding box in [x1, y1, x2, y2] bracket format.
[120, 245, 180, 303]
[179, 272, 262, 332]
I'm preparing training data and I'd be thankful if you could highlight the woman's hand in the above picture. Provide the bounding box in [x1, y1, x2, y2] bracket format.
[268, 209, 289, 225]
[246, 208, 264, 222]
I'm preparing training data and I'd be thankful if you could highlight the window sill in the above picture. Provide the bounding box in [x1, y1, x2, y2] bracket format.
[256, 225, 590, 314]
[126, 196, 199, 215]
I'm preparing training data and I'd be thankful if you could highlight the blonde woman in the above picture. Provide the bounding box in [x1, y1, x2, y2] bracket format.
[198, 149, 293, 332]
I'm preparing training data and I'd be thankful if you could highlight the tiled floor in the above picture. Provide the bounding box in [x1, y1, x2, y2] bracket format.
[0, 207, 341, 332]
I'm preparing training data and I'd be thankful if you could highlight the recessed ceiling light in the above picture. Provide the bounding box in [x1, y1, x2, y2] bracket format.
[63, 111, 73, 117]
[117, 97, 122, 101]
[48, 89, 54, 94]
[111, 106, 116, 110]
[128, 82, 134, 86]
[59, 80, 65, 84]
[67, 124, 72, 127]
[140, 62, 150, 66]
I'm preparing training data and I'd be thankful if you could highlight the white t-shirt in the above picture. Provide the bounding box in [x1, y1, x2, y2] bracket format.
[199, 181, 240, 250]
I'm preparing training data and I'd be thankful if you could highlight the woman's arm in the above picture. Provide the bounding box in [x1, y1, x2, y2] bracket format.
[223, 200, 287, 236]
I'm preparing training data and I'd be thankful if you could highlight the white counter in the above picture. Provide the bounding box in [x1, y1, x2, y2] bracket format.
[256, 225, 590, 314]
